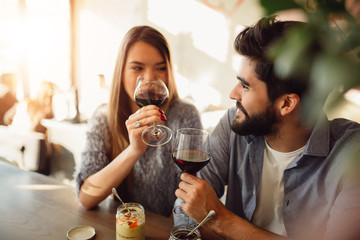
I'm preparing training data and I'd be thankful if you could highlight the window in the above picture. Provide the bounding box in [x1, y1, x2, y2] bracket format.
[0, 0, 71, 100]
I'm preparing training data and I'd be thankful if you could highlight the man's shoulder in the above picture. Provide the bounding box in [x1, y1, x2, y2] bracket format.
[218, 107, 239, 133]
[211, 107, 239, 139]
[329, 117, 360, 127]
[329, 118, 360, 137]
[326, 118, 360, 156]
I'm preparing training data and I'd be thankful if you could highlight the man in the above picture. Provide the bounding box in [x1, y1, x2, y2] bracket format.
[175, 17, 360, 240]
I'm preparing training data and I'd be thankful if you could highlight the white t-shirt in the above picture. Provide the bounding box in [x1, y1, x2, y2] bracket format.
[252, 141, 306, 236]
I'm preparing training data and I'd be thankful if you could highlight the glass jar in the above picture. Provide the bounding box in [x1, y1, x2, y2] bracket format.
[169, 225, 201, 240]
[116, 203, 145, 240]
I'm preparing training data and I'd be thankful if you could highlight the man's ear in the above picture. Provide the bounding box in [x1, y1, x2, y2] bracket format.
[278, 93, 300, 116]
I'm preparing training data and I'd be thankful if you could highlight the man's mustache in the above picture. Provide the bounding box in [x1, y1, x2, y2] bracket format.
[236, 101, 250, 119]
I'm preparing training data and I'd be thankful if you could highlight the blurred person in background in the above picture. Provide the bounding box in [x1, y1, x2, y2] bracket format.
[75, 25, 202, 216]
[26, 81, 55, 133]
[0, 73, 18, 126]
[10, 81, 55, 134]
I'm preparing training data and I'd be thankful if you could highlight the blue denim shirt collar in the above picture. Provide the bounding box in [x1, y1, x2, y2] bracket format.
[303, 113, 330, 157]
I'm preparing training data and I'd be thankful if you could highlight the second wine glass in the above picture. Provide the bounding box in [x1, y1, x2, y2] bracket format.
[134, 75, 172, 146]
[172, 128, 211, 175]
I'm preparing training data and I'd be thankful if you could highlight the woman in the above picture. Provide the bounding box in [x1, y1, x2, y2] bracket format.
[75, 26, 202, 216]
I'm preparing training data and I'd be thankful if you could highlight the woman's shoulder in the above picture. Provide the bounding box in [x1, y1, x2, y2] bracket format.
[167, 99, 202, 129]
[168, 99, 199, 114]
[87, 104, 108, 128]
[91, 103, 107, 118]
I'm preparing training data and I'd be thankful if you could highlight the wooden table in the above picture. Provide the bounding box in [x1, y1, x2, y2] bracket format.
[0, 161, 173, 239]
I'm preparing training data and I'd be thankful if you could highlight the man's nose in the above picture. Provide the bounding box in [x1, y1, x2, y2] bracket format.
[229, 83, 242, 101]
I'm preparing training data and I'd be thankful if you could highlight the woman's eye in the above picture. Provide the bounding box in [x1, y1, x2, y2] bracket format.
[157, 66, 167, 71]
[132, 66, 143, 71]
[241, 83, 249, 90]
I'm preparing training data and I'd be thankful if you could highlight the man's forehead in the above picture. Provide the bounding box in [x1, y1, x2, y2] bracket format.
[236, 56, 247, 73]
[237, 58, 258, 83]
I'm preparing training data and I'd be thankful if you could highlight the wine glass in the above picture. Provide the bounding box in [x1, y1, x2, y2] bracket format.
[172, 128, 210, 175]
[134, 75, 172, 146]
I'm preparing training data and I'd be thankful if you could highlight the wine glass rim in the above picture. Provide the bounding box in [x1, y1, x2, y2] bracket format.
[136, 74, 166, 83]
[176, 128, 208, 136]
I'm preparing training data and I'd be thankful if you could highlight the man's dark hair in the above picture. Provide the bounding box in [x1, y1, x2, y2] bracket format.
[234, 16, 309, 102]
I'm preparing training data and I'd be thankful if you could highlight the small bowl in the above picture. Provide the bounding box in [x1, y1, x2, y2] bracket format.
[67, 225, 96, 240]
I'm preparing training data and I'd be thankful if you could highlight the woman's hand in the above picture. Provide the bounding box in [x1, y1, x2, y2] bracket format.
[125, 105, 167, 153]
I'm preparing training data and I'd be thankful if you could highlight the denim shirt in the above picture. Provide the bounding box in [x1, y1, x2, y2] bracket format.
[193, 107, 360, 240]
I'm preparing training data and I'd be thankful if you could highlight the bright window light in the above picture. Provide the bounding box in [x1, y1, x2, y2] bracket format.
[148, 0, 228, 62]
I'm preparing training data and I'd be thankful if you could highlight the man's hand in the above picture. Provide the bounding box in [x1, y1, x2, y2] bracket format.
[175, 173, 291, 240]
[175, 173, 226, 224]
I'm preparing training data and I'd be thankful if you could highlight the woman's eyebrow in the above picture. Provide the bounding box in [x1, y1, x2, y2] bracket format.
[155, 61, 166, 66]
[128, 61, 144, 65]
[128, 61, 166, 66]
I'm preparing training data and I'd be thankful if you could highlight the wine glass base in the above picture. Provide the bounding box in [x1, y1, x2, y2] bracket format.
[141, 125, 172, 147]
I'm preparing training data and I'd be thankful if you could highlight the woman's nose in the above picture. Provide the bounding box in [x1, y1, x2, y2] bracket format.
[142, 70, 157, 81]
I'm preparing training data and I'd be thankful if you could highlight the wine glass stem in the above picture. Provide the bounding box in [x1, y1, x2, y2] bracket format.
[151, 122, 161, 137]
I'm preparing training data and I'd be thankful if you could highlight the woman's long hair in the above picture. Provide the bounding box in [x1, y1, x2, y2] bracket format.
[108, 26, 179, 159]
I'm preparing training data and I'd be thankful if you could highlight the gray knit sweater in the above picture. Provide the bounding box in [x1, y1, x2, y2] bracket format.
[75, 99, 202, 216]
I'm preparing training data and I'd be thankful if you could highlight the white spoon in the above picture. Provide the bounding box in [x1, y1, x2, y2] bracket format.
[112, 187, 131, 214]
[187, 210, 216, 236]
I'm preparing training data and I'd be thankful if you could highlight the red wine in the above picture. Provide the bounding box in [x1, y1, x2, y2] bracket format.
[172, 150, 210, 174]
[173, 231, 198, 239]
[135, 91, 168, 107]
[135, 97, 168, 108]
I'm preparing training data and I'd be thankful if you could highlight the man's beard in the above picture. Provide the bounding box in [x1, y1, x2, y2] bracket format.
[231, 101, 279, 136]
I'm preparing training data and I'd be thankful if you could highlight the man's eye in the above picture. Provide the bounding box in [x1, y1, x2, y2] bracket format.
[241, 83, 249, 90]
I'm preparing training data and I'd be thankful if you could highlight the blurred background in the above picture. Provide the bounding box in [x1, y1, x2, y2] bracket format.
[0, 0, 359, 184]
[0, 0, 264, 123]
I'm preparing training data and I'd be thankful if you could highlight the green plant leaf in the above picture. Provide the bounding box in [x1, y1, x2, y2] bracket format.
[269, 25, 314, 78]
[259, 0, 300, 16]
[258, 0, 360, 125]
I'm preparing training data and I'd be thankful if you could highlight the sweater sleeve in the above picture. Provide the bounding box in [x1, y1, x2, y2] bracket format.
[74, 104, 111, 196]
